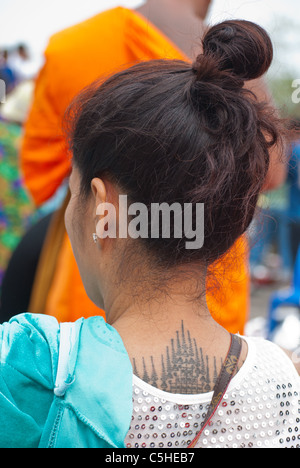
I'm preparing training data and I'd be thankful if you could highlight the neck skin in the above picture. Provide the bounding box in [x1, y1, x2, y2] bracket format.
[106, 267, 235, 394]
[108, 272, 211, 328]
[102, 258, 230, 370]
[136, 0, 206, 60]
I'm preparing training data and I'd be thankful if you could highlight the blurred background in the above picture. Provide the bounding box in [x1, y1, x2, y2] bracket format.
[0, 0, 299, 352]
[1, 0, 300, 89]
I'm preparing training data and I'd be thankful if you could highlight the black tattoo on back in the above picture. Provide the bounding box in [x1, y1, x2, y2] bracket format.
[132, 321, 222, 394]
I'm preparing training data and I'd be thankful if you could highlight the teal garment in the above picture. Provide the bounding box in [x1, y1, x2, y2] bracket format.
[0, 314, 133, 448]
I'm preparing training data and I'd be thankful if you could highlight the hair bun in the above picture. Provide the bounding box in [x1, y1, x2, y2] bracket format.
[196, 20, 273, 82]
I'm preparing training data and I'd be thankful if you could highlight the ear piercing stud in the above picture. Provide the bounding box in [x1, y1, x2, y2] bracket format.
[92, 233, 98, 244]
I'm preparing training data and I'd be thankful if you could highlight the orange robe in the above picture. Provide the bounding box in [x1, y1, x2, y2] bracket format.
[21, 7, 249, 333]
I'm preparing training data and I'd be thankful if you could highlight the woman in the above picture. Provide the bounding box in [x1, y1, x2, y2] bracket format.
[0, 20, 299, 449]
[20, 1, 285, 333]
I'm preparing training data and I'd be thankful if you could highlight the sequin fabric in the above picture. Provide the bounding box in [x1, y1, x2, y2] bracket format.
[125, 337, 300, 448]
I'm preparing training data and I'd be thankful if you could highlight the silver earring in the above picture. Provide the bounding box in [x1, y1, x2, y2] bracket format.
[92, 233, 98, 244]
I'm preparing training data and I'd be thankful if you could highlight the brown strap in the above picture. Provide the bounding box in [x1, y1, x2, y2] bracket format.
[188, 334, 242, 448]
[28, 191, 70, 315]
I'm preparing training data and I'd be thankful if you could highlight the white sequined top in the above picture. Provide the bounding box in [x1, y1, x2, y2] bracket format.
[125, 337, 300, 448]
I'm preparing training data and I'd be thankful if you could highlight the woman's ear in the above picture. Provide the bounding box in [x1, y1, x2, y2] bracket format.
[91, 178, 107, 206]
[91, 178, 117, 243]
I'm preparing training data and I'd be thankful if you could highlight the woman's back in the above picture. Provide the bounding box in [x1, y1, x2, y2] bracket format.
[126, 336, 300, 448]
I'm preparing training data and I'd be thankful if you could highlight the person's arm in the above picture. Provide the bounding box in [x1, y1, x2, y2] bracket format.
[0, 314, 59, 447]
[246, 77, 287, 192]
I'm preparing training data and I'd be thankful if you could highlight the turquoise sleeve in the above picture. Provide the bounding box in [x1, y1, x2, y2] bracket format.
[0, 314, 59, 448]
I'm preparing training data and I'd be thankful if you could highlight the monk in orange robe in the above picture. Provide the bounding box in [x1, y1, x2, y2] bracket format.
[20, 1, 286, 332]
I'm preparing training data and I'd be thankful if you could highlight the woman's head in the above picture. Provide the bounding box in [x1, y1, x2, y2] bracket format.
[65, 20, 285, 306]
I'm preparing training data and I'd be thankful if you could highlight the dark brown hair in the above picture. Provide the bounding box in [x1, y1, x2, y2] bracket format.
[66, 20, 286, 269]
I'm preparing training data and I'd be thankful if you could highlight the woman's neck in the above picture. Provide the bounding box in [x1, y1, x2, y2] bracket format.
[104, 261, 210, 327]
[100, 257, 240, 394]
[110, 294, 233, 394]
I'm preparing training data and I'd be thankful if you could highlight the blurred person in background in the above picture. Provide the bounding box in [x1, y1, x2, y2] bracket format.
[6, 44, 37, 83]
[0, 77, 62, 317]
[0, 93, 36, 289]
[16, 0, 286, 333]
[0, 50, 16, 93]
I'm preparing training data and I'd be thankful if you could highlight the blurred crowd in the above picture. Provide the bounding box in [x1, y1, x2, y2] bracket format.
[0, 45, 36, 284]
[0, 44, 35, 91]
[0, 43, 64, 294]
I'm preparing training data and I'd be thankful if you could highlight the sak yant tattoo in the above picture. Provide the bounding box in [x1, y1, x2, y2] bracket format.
[133, 321, 223, 394]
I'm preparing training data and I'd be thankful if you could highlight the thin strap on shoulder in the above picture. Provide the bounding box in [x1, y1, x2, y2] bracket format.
[188, 334, 243, 448]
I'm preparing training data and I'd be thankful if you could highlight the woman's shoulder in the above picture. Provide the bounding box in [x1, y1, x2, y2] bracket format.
[0, 314, 132, 448]
[0, 314, 63, 447]
[240, 335, 300, 386]
[0, 313, 62, 385]
[0, 313, 128, 378]
[1, 313, 61, 353]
